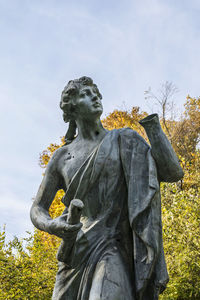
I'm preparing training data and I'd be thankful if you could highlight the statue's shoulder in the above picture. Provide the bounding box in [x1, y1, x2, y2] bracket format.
[118, 127, 149, 148]
[47, 145, 67, 169]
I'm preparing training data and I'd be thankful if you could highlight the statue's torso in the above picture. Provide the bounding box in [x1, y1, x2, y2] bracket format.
[57, 137, 106, 189]
[58, 131, 132, 257]
[53, 130, 135, 299]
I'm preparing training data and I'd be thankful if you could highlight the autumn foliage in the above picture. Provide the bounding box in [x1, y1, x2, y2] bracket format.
[0, 96, 200, 299]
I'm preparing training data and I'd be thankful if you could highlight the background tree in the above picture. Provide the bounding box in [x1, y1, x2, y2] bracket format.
[144, 81, 178, 140]
[0, 93, 199, 299]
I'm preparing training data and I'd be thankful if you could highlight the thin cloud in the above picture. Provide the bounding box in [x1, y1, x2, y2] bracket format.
[0, 0, 200, 239]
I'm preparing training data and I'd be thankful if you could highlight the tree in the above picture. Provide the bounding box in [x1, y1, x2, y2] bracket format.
[102, 106, 148, 141]
[0, 96, 199, 299]
[0, 229, 57, 299]
[144, 81, 178, 140]
[160, 183, 200, 300]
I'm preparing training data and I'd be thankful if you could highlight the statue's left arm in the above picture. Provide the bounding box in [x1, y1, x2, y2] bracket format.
[139, 114, 184, 182]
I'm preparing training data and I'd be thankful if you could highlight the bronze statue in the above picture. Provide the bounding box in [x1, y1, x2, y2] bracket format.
[30, 77, 183, 300]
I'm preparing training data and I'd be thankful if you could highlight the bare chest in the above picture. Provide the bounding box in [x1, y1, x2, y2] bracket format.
[58, 142, 98, 188]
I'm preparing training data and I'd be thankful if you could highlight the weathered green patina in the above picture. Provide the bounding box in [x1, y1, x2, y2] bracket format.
[30, 77, 183, 300]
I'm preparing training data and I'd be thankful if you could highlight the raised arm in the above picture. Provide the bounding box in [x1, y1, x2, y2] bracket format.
[139, 114, 184, 182]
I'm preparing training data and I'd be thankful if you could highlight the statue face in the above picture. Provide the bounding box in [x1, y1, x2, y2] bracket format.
[76, 85, 103, 120]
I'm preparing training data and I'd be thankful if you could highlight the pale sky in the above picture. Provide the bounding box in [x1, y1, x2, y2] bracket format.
[0, 0, 200, 241]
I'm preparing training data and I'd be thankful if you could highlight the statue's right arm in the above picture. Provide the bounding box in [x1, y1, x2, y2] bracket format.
[30, 149, 82, 238]
[30, 150, 61, 234]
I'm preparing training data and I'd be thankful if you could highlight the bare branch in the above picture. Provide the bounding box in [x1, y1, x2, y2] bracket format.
[144, 81, 179, 141]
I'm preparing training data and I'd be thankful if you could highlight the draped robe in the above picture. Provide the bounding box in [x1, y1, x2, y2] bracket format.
[52, 128, 170, 300]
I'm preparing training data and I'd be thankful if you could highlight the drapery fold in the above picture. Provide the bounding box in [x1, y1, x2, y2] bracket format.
[119, 129, 168, 299]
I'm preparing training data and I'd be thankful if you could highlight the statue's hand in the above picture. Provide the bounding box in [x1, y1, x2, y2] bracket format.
[47, 214, 82, 239]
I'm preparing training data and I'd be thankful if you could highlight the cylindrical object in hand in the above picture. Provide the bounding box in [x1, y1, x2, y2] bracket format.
[56, 199, 84, 264]
[67, 199, 84, 225]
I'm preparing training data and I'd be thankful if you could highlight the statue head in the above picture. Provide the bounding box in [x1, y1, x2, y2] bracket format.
[60, 76, 102, 123]
[60, 76, 103, 144]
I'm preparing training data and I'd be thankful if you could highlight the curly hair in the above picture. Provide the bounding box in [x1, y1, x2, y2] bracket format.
[60, 76, 102, 144]
[60, 76, 102, 123]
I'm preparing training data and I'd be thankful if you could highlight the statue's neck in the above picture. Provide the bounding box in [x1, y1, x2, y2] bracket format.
[75, 118, 107, 141]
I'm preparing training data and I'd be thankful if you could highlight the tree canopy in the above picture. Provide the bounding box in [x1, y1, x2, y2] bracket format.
[0, 95, 199, 299]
